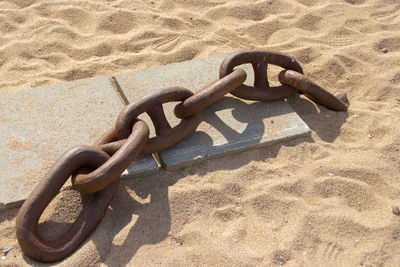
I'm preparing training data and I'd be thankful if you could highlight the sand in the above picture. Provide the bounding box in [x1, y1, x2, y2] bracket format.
[1, 0, 400, 266]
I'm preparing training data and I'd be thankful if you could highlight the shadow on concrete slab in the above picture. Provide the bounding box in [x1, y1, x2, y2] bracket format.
[159, 96, 310, 170]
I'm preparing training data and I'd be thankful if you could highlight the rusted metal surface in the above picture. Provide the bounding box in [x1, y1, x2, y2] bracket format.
[278, 70, 349, 111]
[16, 146, 120, 263]
[219, 50, 303, 101]
[16, 50, 349, 263]
[115, 87, 202, 154]
[174, 69, 247, 119]
[72, 120, 149, 194]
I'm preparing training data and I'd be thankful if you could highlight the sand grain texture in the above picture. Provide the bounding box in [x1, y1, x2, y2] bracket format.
[1, 0, 400, 266]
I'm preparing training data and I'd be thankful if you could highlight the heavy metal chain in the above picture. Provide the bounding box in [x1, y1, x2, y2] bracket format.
[16, 50, 348, 263]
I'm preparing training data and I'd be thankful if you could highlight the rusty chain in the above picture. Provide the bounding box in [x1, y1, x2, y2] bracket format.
[16, 50, 349, 263]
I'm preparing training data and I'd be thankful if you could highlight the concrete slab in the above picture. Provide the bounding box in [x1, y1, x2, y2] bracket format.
[121, 155, 159, 179]
[114, 53, 311, 170]
[0, 76, 158, 211]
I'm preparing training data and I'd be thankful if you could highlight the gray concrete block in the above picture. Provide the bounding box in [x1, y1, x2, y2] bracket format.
[0, 76, 158, 211]
[114, 53, 311, 170]
[159, 98, 310, 170]
[121, 155, 159, 179]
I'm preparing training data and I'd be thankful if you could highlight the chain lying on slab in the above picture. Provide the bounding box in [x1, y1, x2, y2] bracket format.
[16, 50, 348, 263]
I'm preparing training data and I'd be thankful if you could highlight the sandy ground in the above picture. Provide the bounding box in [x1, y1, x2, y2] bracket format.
[1, 0, 400, 266]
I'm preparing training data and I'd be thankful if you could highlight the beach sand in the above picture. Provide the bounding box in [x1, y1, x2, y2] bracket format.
[1, 0, 400, 266]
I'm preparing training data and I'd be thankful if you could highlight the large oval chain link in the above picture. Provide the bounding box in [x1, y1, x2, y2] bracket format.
[16, 146, 119, 263]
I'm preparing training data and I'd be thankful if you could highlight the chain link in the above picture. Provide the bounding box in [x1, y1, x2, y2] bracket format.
[16, 146, 120, 263]
[114, 86, 203, 154]
[219, 50, 304, 101]
[278, 70, 349, 111]
[72, 120, 149, 194]
[174, 69, 247, 119]
[16, 50, 348, 263]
